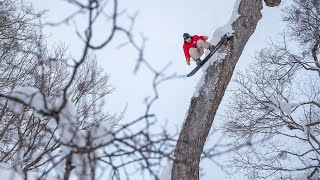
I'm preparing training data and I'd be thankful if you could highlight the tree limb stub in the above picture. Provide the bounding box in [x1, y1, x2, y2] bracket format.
[264, 0, 281, 7]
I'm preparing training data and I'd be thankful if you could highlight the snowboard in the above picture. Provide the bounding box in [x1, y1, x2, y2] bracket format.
[186, 34, 228, 77]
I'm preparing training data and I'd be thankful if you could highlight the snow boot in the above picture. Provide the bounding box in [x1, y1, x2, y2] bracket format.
[196, 59, 202, 65]
[209, 44, 215, 51]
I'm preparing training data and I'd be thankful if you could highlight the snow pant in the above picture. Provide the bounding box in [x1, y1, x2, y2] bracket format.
[189, 40, 211, 61]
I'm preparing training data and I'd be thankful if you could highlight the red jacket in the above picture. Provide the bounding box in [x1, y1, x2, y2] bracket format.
[183, 35, 207, 59]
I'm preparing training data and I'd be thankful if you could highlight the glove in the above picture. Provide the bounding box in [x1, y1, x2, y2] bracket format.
[186, 58, 190, 65]
[203, 36, 208, 41]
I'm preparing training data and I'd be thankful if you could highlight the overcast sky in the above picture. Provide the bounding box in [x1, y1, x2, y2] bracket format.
[31, 0, 286, 179]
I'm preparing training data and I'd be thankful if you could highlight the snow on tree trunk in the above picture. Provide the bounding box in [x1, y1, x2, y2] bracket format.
[171, 0, 280, 179]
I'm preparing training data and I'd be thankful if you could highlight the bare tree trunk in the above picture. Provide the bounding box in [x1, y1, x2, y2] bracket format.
[171, 0, 280, 179]
[64, 153, 73, 180]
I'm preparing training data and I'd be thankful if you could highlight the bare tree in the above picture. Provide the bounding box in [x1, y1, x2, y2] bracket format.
[1, 0, 177, 179]
[222, 0, 320, 179]
[1, 0, 289, 179]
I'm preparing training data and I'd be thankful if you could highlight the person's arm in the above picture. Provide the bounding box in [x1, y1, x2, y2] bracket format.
[183, 46, 191, 65]
[199, 35, 209, 41]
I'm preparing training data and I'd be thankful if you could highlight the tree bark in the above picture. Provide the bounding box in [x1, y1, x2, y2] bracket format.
[264, 0, 281, 7]
[171, 0, 279, 179]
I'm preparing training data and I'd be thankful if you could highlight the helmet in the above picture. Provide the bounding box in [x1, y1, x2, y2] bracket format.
[183, 33, 191, 40]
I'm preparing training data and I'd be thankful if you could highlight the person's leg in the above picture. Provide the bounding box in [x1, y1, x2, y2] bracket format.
[189, 48, 202, 65]
[196, 39, 211, 49]
[198, 47, 204, 56]
[189, 48, 201, 61]
[197, 39, 215, 51]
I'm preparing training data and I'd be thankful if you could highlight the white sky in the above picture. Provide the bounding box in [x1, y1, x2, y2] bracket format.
[30, 0, 286, 179]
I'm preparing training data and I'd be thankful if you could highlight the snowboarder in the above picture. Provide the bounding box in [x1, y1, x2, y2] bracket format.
[182, 33, 215, 65]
